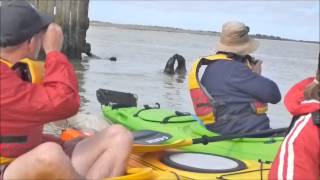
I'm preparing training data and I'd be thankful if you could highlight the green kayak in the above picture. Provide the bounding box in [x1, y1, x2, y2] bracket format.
[101, 105, 284, 162]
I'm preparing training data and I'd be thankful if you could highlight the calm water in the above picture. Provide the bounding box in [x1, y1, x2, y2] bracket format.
[72, 25, 319, 129]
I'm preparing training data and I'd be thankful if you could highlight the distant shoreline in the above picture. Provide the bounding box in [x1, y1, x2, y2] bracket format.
[90, 21, 319, 44]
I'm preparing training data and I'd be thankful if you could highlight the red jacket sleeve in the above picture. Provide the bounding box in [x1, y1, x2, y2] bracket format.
[0, 51, 80, 125]
[269, 114, 320, 180]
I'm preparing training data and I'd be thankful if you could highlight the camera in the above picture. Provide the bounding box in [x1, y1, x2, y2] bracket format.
[243, 55, 259, 65]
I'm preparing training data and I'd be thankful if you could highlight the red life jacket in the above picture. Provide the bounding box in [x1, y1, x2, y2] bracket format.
[0, 59, 45, 163]
[0, 52, 80, 161]
[188, 54, 268, 125]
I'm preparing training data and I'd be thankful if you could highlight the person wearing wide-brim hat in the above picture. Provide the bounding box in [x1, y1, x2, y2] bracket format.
[215, 21, 259, 56]
[198, 21, 281, 135]
[0, 1, 132, 179]
[269, 54, 320, 180]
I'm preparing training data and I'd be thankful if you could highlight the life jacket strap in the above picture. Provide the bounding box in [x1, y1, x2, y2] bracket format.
[0, 136, 27, 165]
[312, 111, 320, 127]
[0, 136, 27, 143]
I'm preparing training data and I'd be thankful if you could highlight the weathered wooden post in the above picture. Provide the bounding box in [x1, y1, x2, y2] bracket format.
[28, 0, 91, 59]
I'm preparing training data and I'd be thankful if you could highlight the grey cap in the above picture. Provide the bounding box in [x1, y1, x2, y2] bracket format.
[0, 0, 54, 47]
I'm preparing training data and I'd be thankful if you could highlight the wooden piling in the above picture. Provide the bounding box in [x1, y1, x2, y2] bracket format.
[28, 0, 91, 59]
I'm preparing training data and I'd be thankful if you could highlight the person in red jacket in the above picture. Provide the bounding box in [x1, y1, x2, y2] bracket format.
[269, 55, 320, 180]
[0, 1, 132, 180]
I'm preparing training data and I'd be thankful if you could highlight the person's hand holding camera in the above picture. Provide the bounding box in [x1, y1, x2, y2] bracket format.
[251, 59, 263, 75]
[42, 23, 64, 54]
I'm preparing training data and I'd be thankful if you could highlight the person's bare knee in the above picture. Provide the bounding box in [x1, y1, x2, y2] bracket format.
[33, 142, 68, 168]
[69, 125, 132, 179]
[3, 142, 76, 180]
[103, 125, 133, 145]
[93, 125, 133, 154]
[83, 125, 132, 179]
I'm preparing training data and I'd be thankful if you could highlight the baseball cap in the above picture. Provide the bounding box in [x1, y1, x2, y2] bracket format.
[0, 0, 54, 47]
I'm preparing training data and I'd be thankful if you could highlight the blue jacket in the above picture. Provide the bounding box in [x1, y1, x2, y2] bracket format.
[201, 57, 281, 135]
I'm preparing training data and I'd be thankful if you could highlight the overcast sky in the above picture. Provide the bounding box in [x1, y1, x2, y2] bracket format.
[89, 1, 319, 41]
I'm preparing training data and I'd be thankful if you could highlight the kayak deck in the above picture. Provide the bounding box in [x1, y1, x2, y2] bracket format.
[101, 106, 283, 161]
[125, 152, 271, 180]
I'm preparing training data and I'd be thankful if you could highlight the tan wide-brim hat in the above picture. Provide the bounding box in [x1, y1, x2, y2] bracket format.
[216, 21, 259, 56]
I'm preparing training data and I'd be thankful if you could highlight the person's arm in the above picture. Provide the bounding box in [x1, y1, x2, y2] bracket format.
[1, 51, 80, 124]
[1, 23, 80, 124]
[227, 62, 281, 104]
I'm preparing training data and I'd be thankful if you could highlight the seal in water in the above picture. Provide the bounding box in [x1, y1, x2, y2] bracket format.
[109, 57, 117, 61]
[164, 54, 187, 75]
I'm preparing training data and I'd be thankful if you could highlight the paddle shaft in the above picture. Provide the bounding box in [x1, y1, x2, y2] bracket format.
[192, 127, 287, 145]
[133, 127, 287, 153]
